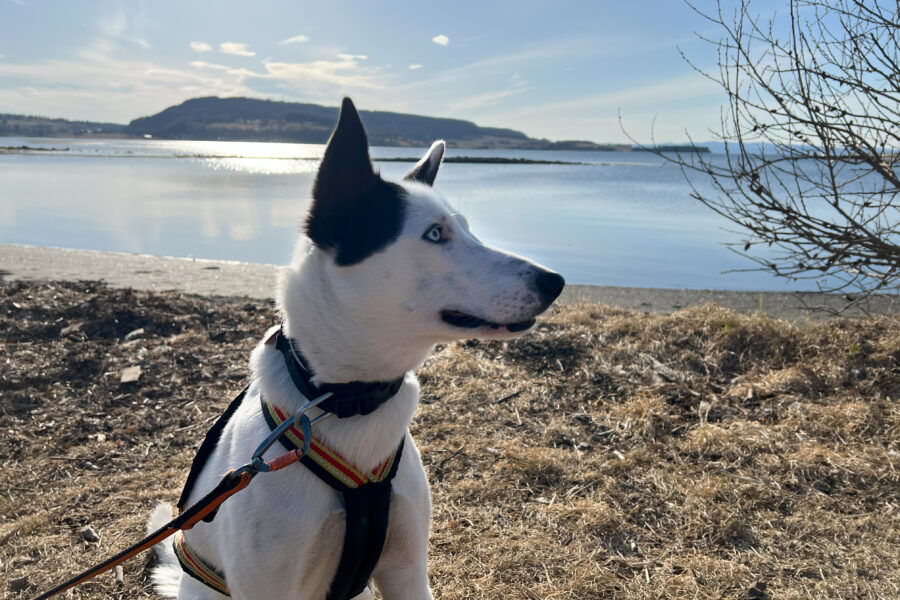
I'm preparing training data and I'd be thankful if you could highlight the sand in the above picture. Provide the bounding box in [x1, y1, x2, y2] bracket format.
[3, 244, 896, 320]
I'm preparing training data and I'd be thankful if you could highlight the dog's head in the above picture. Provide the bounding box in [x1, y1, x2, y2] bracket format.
[303, 98, 564, 342]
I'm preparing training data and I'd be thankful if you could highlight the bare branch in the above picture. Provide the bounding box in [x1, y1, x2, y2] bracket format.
[643, 0, 900, 310]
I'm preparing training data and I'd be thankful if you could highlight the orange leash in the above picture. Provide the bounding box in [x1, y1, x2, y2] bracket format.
[30, 448, 307, 600]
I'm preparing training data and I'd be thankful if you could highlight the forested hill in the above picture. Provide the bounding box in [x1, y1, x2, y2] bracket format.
[125, 97, 535, 148]
[1, 97, 709, 151]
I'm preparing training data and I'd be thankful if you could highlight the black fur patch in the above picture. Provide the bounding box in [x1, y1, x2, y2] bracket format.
[404, 142, 443, 186]
[405, 157, 438, 186]
[306, 98, 407, 266]
[307, 179, 407, 266]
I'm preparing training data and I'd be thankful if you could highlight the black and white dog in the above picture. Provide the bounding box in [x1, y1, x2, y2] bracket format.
[148, 98, 564, 600]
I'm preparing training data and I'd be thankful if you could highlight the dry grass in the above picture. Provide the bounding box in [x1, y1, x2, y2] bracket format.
[1, 282, 898, 599]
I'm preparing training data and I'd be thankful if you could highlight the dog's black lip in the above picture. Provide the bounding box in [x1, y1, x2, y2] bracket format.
[440, 309, 536, 332]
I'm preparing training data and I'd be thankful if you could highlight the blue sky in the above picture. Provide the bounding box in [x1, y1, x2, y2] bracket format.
[0, 1, 764, 143]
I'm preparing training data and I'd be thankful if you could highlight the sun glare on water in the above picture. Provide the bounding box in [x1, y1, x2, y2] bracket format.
[167, 140, 323, 175]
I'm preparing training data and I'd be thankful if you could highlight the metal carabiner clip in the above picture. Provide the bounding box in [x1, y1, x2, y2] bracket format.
[248, 391, 334, 472]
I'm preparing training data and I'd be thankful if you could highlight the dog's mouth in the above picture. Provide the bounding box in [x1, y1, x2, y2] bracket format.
[440, 309, 536, 333]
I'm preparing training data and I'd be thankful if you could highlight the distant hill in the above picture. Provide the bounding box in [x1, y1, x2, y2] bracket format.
[0, 97, 708, 151]
[125, 98, 708, 151]
[0, 114, 124, 138]
[125, 97, 535, 148]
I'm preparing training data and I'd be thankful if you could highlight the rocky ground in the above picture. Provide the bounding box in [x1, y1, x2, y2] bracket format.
[1, 281, 898, 599]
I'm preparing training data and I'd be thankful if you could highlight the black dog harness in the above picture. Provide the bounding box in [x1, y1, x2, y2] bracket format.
[175, 328, 406, 599]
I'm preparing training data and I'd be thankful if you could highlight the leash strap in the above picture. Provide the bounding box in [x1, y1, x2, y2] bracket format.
[30, 385, 316, 600]
[30, 467, 254, 600]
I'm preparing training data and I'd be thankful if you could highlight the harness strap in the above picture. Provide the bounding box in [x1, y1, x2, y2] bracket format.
[177, 386, 249, 515]
[261, 397, 404, 600]
[261, 399, 403, 490]
[174, 530, 229, 595]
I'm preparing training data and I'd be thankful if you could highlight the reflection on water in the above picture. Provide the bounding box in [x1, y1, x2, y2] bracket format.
[0, 137, 808, 290]
[200, 157, 322, 175]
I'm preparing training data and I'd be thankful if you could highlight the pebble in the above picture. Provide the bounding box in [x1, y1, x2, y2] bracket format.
[81, 525, 101, 542]
[60, 322, 84, 336]
[124, 327, 145, 341]
[120, 365, 142, 384]
[8, 576, 30, 592]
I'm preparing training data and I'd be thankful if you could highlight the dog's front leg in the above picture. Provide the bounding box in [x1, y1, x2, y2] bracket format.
[372, 561, 432, 600]
[372, 488, 433, 600]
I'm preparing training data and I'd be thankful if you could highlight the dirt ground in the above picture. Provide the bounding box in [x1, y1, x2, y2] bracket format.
[1, 281, 898, 599]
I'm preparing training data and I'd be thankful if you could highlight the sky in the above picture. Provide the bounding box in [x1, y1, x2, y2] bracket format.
[0, 0, 775, 144]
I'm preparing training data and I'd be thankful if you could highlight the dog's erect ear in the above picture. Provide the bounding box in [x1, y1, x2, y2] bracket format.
[306, 98, 406, 266]
[404, 140, 445, 186]
[312, 97, 378, 202]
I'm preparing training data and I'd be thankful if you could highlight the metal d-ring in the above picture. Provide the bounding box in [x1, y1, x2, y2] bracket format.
[249, 392, 334, 471]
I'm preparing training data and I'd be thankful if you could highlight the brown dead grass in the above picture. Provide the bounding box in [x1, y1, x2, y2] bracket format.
[1, 282, 899, 599]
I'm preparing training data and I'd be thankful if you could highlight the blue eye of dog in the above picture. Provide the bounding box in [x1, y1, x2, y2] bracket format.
[422, 224, 445, 243]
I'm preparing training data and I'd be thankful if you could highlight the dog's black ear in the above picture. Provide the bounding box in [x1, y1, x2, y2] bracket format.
[311, 97, 377, 205]
[306, 98, 406, 266]
[404, 140, 445, 186]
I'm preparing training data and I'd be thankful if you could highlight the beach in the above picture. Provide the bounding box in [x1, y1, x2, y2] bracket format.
[3, 244, 896, 320]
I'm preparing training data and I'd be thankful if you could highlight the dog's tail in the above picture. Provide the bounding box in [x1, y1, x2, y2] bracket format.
[146, 503, 182, 598]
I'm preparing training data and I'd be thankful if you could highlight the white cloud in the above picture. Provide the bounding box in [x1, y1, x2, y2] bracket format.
[189, 55, 384, 95]
[190, 41, 212, 53]
[431, 34, 449, 47]
[96, 7, 150, 49]
[446, 86, 530, 113]
[337, 53, 367, 61]
[219, 42, 255, 57]
[466, 73, 723, 143]
[408, 64, 422, 70]
[279, 34, 309, 45]
[261, 58, 382, 90]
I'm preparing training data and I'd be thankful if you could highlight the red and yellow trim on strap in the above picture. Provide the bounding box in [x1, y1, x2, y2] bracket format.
[173, 530, 229, 596]
[264, 400, 400, 489]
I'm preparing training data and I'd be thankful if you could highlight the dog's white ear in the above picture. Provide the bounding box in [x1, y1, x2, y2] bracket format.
[306, 98, 406, 266]
[404, 140, 445, 186]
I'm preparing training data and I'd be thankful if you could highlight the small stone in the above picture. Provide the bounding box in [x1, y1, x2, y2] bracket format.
[120, 366, 142, 384]
[115, 565, 125, 584]
[8, 576, 30, 592]
[747, 581, 770, 599]
[81, 525, 101, 543]
[124, 328, 145, 341]
[573, 413, 593, 425]
[60, 322, 83, 336]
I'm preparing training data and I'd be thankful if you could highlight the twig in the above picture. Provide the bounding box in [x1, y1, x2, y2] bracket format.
[496, 389, 522, 404]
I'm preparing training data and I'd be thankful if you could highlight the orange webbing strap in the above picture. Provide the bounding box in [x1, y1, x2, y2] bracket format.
[30, 469, 255, 600]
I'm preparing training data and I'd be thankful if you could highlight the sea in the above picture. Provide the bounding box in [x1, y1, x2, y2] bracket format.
[0, 137, 805, 291]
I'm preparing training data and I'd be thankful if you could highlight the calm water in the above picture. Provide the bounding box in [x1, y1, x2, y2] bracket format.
[0, 137, 802, 290]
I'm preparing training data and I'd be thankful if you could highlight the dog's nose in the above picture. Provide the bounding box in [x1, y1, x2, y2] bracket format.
[535, 270, 565, 304]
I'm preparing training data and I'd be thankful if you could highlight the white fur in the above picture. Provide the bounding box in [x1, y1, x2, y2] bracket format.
[150, 127, 561, 599]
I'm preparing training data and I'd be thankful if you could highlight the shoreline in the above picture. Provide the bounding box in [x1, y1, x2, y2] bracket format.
[2, 243, 895, 320]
